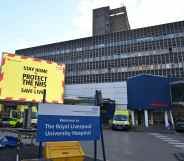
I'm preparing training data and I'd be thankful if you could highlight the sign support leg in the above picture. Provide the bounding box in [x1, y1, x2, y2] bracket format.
[38, 142, 42, 158]
[95, 90, 106, 161]
[27, 103, 32, 129]
[94, 140, 97, 161]
[38, 89, 46, 158]
[100, 122, 106, 161]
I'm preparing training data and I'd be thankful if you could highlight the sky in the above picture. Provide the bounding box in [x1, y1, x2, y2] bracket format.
[0, 0, 184, 58]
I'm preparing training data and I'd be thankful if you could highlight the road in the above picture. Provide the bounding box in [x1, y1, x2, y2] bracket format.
[0, 129, 184, 161]
[81, 129, 184, 161]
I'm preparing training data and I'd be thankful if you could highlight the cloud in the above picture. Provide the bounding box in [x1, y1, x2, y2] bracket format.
[1, 0, 184, 61]
[72, 0, 123, 38]
[72, 0, 184, 37]
[129, 0, 184, 28]
[135, 0, 142, 7]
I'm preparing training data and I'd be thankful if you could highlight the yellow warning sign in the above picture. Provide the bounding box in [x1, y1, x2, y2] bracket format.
[0, 52, 65, 104]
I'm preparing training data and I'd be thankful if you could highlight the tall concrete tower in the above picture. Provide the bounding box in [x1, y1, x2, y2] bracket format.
[93, 6, 130, 36]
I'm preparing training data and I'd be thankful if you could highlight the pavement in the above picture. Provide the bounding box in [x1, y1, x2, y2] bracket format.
[0, 145, 102, 161]
[0, 128, 184, 161]
[0, 145, 39, 161]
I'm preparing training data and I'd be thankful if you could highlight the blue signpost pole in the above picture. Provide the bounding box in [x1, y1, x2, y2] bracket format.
[38, 133, 42, 158]
[94, 90, 99, 161]
[95, 90, 106, 161]
[100, 118, 106, 161]
[94, 140, 97, 161]
[38, 89, 46, 158]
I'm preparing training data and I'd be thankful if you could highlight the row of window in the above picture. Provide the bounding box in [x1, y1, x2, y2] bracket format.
[63, 47, 184, 65]
[65, 68, 184, 84]
[16, 21, 184, 57]
[66, 62, 183, 77]
[65, 51, 184, 72]
[37, 37, 184, 65]
[28, 33, 184, 58]
[93, 21, 184, 44]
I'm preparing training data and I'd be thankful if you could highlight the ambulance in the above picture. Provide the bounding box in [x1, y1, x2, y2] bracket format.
[112, 109, 131, 130]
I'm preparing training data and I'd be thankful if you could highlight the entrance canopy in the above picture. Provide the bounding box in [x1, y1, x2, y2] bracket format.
[127, 74, 171, 110]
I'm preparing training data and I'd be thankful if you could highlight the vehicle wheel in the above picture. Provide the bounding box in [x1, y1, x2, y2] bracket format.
[16, 123, 22, 128]
[112, 125, 116, 130]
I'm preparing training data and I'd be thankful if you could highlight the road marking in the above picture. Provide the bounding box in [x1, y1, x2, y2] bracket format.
[149, 133, 184, 150]
[161, 139, 179, 142]
[174, 145, 184, 148]
[155, 136, 171, 139]
[149, 133, 163, 136]
[169, 142, 184, 145]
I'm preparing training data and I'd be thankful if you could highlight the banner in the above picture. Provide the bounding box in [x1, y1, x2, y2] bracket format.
[0, 53, 65, 103]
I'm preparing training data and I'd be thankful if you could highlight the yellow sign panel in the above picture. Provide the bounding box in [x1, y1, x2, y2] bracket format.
[0, 53, 65, 104]
[44, 141, 85, 161]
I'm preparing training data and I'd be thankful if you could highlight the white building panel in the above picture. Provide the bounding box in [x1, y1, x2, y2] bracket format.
[64, 82, 127, 108]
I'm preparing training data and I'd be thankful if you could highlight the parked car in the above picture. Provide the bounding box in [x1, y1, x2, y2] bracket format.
[0, 117, 10, 128]
[0, 117, 23, 128]
[0, 119, 2, 127]
[175, 119, 184, 132]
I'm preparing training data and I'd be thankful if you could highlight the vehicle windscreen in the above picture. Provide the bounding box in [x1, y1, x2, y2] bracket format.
[12, 111, 17, 118]
[12, 111, 21, 119]
[114, 115, 128, 121]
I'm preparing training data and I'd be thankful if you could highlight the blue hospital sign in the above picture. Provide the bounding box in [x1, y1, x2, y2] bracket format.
[37, 104, 100, 142]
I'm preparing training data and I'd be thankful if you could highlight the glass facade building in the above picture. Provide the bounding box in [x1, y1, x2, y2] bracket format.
[16, 21, 184, 85]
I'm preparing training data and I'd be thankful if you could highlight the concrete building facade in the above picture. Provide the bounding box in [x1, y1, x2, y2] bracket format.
[93, 6, 130, 35]
[15, 6, 184, 128]
[16, 20, 184, 86]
